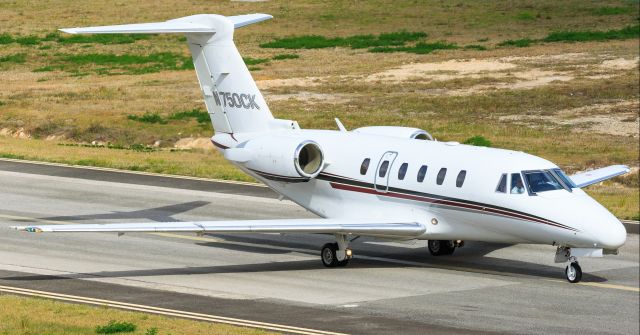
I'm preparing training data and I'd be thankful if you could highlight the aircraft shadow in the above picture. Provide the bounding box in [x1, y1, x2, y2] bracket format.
[4, 238, 608, 283]
[41, 201, 210, 222]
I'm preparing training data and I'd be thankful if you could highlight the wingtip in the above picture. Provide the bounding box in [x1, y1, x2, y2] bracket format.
[10, 226, 42, 232]
[59, 28, 78, 34]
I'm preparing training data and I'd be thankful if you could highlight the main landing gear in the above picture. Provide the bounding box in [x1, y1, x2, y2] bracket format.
[427, 240, 464, 256]
[321, 234, 353, 267]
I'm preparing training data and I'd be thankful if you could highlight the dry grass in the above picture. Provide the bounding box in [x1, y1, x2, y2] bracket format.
[0, 0, 638, 218]
[0, 294, 276, 335]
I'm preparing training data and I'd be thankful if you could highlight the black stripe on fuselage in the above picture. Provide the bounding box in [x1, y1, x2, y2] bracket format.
[248, 168, 310, 183]
[317, 172, 578, 232]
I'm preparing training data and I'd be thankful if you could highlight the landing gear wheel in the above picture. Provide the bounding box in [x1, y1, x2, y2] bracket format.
[565, 261, 582, 283]
[428, 240, 456, 256]
[321, 243, 338, 267]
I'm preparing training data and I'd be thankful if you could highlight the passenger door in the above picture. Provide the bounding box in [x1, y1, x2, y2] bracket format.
[374, 151, 398, 193]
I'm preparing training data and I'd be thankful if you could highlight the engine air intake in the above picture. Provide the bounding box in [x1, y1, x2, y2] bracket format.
[295, 141, 324, 178]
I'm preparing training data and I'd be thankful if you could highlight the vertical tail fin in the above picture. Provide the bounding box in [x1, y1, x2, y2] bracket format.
[61, 14, 275, 134]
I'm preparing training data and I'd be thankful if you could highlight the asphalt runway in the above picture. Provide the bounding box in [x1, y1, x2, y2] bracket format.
[0, 159, 638, 335]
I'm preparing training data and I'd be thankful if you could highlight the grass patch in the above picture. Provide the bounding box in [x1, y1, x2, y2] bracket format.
[54, 33, 151, 44]
[0, 294, 273, 334]
[260, 31, 427, 50]
[272, 53, 299, 60]
[95, 321, 136, 334]
[127, 112, 167, 124]
[543, 25, 639, 42]
[15, 35, 40, 45]
[516, 11, 537, 21]
[0, 53, 27, 63]
[463, 135, 492, 147]
[591, 7, 630, 16]
[370, 41, 458, 54]
[498, 38, 534, 47]
[55, 52, 193, 75]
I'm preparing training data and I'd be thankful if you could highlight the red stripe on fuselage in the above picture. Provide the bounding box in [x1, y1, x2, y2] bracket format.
[329, 181, 576, 231]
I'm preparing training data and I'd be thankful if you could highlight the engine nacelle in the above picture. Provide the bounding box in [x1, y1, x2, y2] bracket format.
[352, 126, 434, 140]
[232, 136, 325, 181]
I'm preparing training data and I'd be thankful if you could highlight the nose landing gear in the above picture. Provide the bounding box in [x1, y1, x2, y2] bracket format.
[555, 246, 593, 283]
[565, 258, 582, 283]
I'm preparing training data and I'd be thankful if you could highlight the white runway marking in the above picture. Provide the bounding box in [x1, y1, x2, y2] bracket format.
[0, 284, 346, 335]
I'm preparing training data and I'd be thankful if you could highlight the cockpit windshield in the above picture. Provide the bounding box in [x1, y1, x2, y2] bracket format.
[522, 170, 564, 193]
[551, 168, 577, 189]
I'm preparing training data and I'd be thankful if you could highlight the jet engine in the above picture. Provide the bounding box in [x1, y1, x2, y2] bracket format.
[229, 136, 325, 181]
[352, 126, 434, 140]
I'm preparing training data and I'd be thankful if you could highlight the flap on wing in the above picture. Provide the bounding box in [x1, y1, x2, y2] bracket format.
[12, 219, 426, 238]
[570, 165, 630, 188]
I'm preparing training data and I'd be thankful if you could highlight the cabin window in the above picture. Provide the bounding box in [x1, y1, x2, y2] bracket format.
[436, 168, 447, 185]
[398, 163, 408, 180]
[456, 170, 467, 188]
[417, 165, 428, 182]
[378, 160, 390, 178]
[360, 158, 370, 175]
[496, 174, 507, 193]
[523, 170, 564, 194]
[510, 173, 525, 194]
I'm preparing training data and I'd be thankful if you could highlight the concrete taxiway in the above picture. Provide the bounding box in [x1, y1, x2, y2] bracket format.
[0, 159, 638, 334]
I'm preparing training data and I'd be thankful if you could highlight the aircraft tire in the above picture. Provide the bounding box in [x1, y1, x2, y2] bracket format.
[428, 240, 455, 256]
[565, 262, 582, 283]
[321, 243, 339, 267]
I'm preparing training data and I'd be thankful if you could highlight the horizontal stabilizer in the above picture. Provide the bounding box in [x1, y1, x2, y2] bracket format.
[12, 219, 426, 239]
[570, 165, 630, 188]
[60, 13, 272, 34]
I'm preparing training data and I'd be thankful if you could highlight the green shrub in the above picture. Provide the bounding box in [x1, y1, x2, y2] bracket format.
[464, 44, 487, 50]
[498, 38, 534, 47]
[463, 135, 492, 147]
[0, 33, 14, 44]
[0, 53, 27, 63]
[127, 113, 167, 124]
[543, 25, 639, 42]
[242, 57, 270, 65]
[95, 320, 136, 334]
[370, 41, 457, 54]
[168, 108, 209, 123]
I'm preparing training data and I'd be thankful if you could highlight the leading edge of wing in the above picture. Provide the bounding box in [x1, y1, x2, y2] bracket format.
[11, 219, 426, 238]
[570, 164, 630, 188]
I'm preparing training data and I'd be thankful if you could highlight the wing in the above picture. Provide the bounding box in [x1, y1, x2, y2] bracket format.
[570, 165, 630, 188]
[11, 219, 425, 239]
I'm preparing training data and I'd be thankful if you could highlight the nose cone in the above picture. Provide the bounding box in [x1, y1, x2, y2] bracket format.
[596, 219, 627, 249]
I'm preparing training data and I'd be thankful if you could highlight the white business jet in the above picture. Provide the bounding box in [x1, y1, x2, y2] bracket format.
[13, 14, 630, 283]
